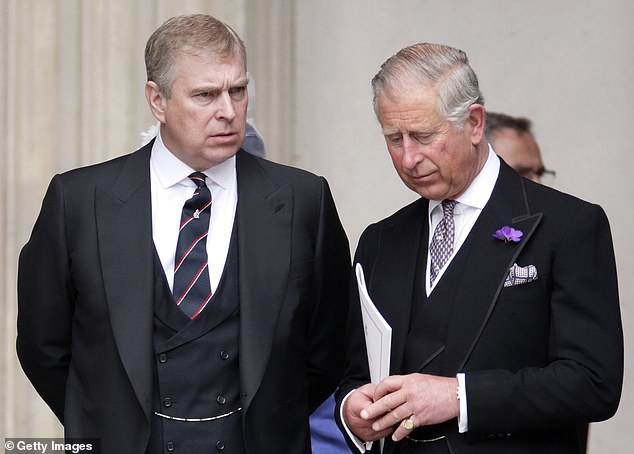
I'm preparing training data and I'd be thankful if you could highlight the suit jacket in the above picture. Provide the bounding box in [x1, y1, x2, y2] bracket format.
[17, 143, 351, 454]
[336, 160, 623, 453]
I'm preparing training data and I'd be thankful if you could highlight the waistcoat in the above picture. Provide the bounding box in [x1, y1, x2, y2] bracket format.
[147, 229, 245, 454]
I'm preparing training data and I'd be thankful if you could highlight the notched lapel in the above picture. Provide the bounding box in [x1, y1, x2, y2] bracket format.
[367, 199, 428, 374]
[236, 156, 293, 410]
[96, 147, 154, 422]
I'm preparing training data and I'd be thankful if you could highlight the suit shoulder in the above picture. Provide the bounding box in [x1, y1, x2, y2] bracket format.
[373, 197, 426, 229]
[525, 179, 606, 217]
[237, 150, 326, 189]
[56, 146, 149, 186]
[359, 198, 426, 240]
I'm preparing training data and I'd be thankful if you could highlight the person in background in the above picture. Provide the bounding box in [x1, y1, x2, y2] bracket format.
[311, 394, 351, 453]
[485, 112, 554, 184]
[17, 14, 350, 454]
[242, 121, 266, 158]
[336, 42, 623, 453]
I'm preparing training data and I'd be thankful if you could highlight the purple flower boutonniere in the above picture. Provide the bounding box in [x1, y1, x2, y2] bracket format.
[493, 226, 523, 243]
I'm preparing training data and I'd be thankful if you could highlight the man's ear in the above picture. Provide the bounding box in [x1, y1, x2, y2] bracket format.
[467, 103, 486, 145]
[145, 81, 167, 123]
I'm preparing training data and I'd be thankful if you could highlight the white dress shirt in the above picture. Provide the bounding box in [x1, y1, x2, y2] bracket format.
[344, 147, 500, 451]
[427, 147, 500, 295]
[150, 130, 237, 293]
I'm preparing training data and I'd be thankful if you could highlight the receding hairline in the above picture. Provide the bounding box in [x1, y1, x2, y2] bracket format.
[144, 14, 247, 94]
[371, 42, 483, 125]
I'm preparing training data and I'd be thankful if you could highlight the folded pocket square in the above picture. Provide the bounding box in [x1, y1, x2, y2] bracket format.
[504, 263, 538, 287]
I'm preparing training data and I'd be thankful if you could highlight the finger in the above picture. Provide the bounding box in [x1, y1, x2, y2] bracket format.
[370, 400, 412, 432]
[392, 415, 417, 442]
[355, 382, 378, 403]
[360, 388, 404, 421]
[372, 375, 404, 401]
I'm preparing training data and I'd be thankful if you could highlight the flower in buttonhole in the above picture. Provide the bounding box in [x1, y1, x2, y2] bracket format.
[493, 226, 523, 243]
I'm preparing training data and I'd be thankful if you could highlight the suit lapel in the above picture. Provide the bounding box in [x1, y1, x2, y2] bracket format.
[96, 144, 155, 422]
[235, 152, 293, 410]
[368, 199, 429, 374]
[442, 163, 542, 373]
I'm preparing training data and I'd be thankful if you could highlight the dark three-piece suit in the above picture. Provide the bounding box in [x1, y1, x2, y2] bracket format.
[17, 143, 351, 453]
[336, 159, 623, 453]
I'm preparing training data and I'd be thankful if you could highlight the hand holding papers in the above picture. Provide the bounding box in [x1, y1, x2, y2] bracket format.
[356, 263, 392, 452]
[355, 263, 392, 384]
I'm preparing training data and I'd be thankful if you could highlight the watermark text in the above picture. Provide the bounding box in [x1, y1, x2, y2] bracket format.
[5, 439, 99, 454]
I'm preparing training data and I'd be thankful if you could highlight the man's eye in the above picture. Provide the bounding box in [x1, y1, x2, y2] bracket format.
[413, 133, 432, 144]
[229, 86, 247, 98]
[387, 135, 402, 145]
[196, 91, 213, 98]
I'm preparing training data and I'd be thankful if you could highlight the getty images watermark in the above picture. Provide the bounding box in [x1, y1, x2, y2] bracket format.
[4, 439, 99, 454]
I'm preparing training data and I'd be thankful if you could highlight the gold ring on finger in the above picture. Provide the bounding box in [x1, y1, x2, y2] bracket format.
[403, 417, 415, 431]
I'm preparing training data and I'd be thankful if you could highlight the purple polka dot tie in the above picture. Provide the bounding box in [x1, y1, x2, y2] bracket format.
[429, 200, 457, 284]
[173, 172, 212, 319]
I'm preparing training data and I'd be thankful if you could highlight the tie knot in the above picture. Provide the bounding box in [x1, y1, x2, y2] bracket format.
[189, 172, 207, 189]
[441, 199, 457, 217]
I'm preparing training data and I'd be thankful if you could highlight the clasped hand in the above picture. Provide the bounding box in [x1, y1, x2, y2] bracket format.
[343, 373, 460, 442]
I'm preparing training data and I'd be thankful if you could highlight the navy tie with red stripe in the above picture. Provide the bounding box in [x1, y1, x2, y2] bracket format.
[173, 172, 212, 319]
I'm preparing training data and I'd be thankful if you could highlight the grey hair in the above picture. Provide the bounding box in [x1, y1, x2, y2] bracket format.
[371, 43, 484, 131]
[145, 14, 247, 97]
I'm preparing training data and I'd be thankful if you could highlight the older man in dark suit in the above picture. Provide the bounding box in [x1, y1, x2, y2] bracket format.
[17, 14, 350, 454]
[336, 43, 623, 453]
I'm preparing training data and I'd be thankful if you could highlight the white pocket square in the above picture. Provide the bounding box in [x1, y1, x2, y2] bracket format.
[504, 263, 538, 287]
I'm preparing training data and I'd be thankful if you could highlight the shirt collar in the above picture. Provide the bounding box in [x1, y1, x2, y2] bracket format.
[150, 127, 236, 190]
[429, 145, 500, 213]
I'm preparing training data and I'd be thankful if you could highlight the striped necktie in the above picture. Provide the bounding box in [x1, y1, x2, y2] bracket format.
[173, 172, 212, 319]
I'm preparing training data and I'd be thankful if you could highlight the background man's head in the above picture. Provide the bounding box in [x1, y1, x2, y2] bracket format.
[485, 112, 550, 184]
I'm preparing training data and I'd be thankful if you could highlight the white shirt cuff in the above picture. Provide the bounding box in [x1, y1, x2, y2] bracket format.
[340, 390, 373, 452]
[457, 373, 468, 432]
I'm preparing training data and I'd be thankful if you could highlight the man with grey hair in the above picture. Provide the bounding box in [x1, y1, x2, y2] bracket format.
[335, 42, 622, 453]
[18, 14, 350, 454]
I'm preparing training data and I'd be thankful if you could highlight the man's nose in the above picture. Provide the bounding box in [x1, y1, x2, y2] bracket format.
[215, 92, 236, 121]
[401, 136, 424, 169]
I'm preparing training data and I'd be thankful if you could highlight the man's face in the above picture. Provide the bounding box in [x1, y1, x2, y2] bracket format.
[491, 128, 545, 183]
[377, 86, 485, 200]
[146, 51, 248, 171]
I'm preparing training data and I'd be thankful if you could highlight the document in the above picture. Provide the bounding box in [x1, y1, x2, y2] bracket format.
[356, 263, 392, 453]
[355, 263, 392, 384]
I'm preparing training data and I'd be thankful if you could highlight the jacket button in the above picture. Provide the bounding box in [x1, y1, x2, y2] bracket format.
[216, 441, 225, 451]
[159, 353, 167, 363]
[220, 350, 229, 360]
[163, 397, 172, 408]
[216, 395, 226, 405]
[166, 441, 174, 452]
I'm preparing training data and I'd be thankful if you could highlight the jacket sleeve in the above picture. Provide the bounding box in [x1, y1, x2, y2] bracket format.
[306, 177, 352, 411]
[17, 175, 73, 423]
